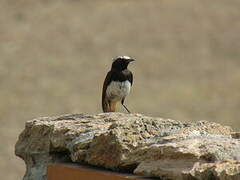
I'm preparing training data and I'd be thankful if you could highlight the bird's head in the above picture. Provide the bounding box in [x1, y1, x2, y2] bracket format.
[111, 56, 135, 70]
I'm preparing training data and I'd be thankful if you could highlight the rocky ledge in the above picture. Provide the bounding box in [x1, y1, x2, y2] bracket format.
[15, 113, 240, 180]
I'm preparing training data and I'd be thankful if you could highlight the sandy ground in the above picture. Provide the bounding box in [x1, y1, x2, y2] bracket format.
[1, 0, 240, 179]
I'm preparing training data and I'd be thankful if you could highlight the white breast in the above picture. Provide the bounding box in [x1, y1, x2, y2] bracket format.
[106, 80, 131, 102]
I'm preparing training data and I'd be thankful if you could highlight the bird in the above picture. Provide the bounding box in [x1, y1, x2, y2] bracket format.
[102, 56, 135, 113]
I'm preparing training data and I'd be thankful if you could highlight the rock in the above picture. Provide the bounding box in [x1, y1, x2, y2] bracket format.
[134, 136, 240, 180]
[15, 113, 240, 180]
[135, 160, 240, 180]
[15, 113, 112, 180]
[70, 113, 187, 171]
[188, 161, 240, 180]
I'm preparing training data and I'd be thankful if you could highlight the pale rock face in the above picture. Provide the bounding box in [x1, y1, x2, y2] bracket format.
[106, 80, 131, 102]
[15, 113, 240, 180]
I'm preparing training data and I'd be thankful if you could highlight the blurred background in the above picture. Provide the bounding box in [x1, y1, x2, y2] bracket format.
[1, 0, 240, 179]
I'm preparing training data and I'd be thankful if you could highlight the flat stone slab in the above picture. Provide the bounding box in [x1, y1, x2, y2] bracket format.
[15, 113, 240, 180]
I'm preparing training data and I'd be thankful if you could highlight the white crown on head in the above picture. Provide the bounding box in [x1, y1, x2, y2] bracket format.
[113, 56, 132, 61]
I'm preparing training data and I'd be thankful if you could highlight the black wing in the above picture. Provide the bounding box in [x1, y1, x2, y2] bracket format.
[128, 71, 133, 86]
[102, 71, 112, 112]
[121, 69, 133, 86]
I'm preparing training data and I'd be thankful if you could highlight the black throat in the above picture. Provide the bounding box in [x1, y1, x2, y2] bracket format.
[111, 62, 129, 71]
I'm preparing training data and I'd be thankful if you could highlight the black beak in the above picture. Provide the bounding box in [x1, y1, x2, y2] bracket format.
[128, 59, 135, 62]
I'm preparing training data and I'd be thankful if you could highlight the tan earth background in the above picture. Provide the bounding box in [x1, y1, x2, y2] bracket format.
[1, 0, 240, 179]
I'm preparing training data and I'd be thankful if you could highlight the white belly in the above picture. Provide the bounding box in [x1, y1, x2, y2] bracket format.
[106, 80, 131, 102]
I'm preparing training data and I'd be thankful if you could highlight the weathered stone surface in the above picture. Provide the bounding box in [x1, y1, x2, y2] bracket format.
[188, 161, 240, 180]
[134, 136, 240, 180]
[135, 160, 240, 180]
[70, 113, 187, 171]
[15, 113, 240, 180]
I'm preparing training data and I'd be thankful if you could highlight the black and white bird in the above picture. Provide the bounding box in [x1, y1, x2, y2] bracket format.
[102, 56, 135, 113]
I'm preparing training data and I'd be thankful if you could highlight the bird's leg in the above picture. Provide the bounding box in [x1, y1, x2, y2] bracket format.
[121, 99, 131, 113]
[109, 101, 117, 112]
[122, 104, 131, 113]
